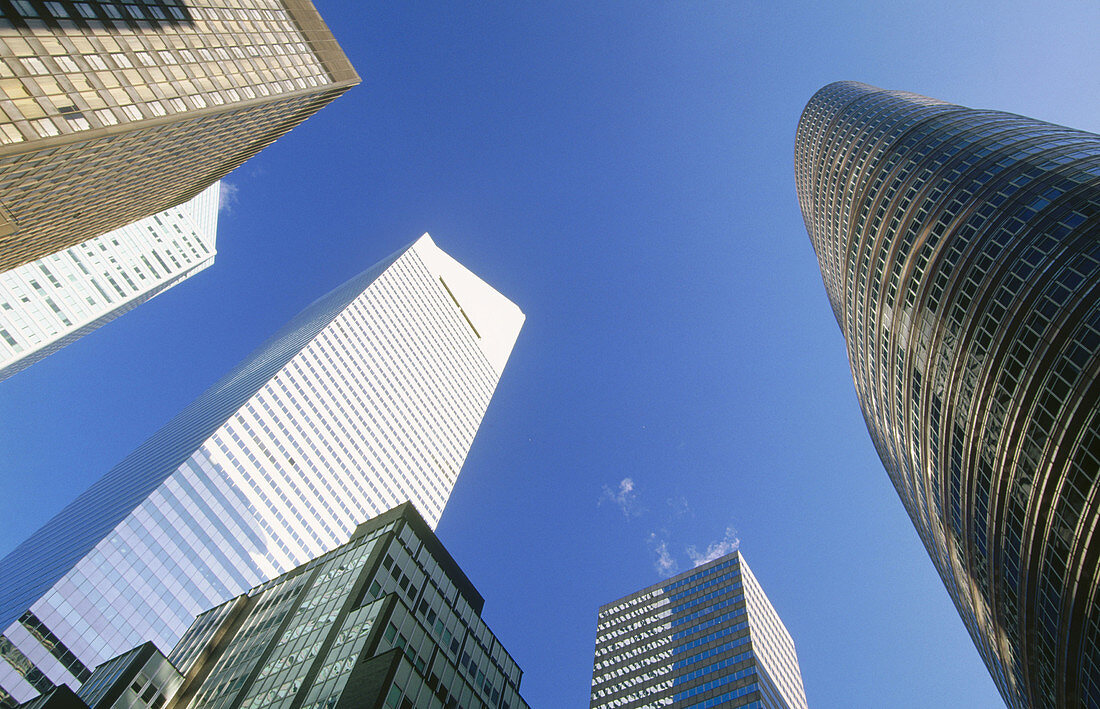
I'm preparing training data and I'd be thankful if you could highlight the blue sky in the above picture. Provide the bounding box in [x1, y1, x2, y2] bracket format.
[2, 2, 1099, 707]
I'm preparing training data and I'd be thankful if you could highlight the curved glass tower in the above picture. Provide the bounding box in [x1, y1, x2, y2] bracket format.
[795, 82, 1100, 708]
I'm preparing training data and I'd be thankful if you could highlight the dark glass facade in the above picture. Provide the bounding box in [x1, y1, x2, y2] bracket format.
[796, 81, 1100, 708]
[166, 503, 528, 709]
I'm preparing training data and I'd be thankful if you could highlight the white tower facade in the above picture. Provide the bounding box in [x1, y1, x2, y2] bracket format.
[0, 182, 220, 382]
[0, 234, 524, 706]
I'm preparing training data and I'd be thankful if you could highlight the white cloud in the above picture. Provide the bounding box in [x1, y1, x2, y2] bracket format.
[686, 526, 740, 568]
[218, 181, 239, 213]
[648, 532, 679, 577]
[667, 495, 691, 518]
[599, 477, 642, 518]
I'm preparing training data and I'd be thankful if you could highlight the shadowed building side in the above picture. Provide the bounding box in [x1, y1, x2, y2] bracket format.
[796, 81, 1100, 708]
[13, 504, 530, 709]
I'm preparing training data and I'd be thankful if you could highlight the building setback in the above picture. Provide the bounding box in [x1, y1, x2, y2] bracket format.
[16, 503, 529, 709]
[591, 551, 807, 709]
[0, 181, 219, 381]
[0, 0, 357, 272]
[0, 234, 525, 706]
[795, 81, 1100, 707]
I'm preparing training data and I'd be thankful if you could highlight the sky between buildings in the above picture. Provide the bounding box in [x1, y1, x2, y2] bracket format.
[2, 2, 1099, 707]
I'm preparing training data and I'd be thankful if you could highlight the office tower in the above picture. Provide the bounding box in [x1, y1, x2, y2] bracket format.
[591, 551, 808, 709]
[16, 504, 529, 709]
[795, 81, 1100, 708]
[0, 234, 525, 706]
[0, 0, 358, 272]
[0, 181, 219, 381]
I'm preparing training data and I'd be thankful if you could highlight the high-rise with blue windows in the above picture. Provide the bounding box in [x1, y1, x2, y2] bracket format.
[590, 551, 807, 709]
[0, 234, 525, 706]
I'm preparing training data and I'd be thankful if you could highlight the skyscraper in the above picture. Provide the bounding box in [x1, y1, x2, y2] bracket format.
[20, 503, 530, 709]
[591, 551, 808, 709]
[0, 234, 525, 706]
[0, 181, 219, 382]
[0, 0, 357, 272]
[796, 81, 1100, 707]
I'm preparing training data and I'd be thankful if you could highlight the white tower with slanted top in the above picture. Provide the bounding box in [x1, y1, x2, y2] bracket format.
[0, 234, 524, 706]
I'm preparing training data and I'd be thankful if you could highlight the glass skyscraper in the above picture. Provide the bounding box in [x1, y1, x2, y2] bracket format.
[796, 81, 1100, 707]
[0, 181, 219, 381]
[0, 234, 525, 706]
[0, 0, 357, 272]
[591, 551, 807, 709]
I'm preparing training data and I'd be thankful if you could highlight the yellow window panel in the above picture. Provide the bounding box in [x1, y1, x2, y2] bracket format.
[79, 92, 106, 109]
[12, 98, 45, 119]
[0, 123, 23, 144]
[39, 38, 64, 55]
[2, 38, 33, 55]
[0, 79, 31, 99]
[33, 77, 63, 96]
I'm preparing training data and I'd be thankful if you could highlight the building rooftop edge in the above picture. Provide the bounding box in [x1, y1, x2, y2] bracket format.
[597, 549, 743, 613]
[350, 502, 486, 616]
[411, 233, 525, 377]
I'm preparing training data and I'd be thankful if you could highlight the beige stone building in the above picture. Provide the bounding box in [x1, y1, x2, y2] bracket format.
[0, 0, 358, 272]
